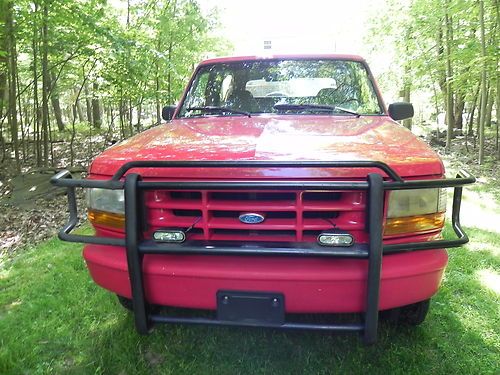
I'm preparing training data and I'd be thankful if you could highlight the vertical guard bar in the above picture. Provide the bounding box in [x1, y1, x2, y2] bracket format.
[451, 184, 466, 240]
[364, 173, 384, 344]
[125, 173, 150, 334]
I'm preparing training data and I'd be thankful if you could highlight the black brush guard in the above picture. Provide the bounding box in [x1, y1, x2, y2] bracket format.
[51, 161, 475, 344]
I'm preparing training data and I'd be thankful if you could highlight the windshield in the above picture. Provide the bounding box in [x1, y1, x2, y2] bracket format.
[177, 59, 383, 118]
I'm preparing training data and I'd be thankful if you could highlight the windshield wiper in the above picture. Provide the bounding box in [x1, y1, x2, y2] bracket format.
[187, 106, 251, 118]
[273, 103, 360, 117]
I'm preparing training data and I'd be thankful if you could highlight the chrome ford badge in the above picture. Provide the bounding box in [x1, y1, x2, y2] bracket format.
[239, 213, 265, 224]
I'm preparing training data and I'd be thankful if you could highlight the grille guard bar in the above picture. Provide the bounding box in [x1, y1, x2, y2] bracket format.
[50, 160, 475, 344]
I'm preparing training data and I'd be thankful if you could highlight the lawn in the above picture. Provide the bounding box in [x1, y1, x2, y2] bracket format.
[0, 225, 498, 375]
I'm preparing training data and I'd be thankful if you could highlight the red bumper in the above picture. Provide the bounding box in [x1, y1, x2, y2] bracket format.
[83, 245, 447, 313]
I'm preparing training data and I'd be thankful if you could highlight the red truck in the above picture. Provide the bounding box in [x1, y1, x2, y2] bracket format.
[52, 54, 474, 344]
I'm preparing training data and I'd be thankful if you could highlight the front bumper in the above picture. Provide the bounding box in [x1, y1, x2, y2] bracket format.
[51, 160, 475, 344]
[85, 244, 448, 313]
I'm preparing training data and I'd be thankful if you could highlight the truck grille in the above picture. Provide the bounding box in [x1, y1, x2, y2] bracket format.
[145, 190, 367, 243]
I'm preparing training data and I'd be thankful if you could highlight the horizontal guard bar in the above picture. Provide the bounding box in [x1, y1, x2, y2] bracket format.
[137, 181, 370, 190]
[111, 160, 403, 182]
[149, 314, 364, 332]
[139, 241, 369, 258]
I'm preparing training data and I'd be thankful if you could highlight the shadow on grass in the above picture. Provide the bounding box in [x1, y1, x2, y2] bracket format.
[0, 227, 498, 375]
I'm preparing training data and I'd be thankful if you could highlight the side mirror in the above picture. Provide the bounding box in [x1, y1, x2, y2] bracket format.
[388, 102, 414, 121]
[162, 105, 176, 121]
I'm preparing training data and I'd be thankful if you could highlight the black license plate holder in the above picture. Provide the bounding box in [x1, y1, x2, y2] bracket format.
[216, 290, 285, 326]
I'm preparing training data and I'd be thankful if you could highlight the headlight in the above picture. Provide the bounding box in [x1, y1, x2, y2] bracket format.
[87, 188, 125, 229]
[385, 188, 446, 236]
[87, 188, 125, 214]
[387, 188, 446, 218]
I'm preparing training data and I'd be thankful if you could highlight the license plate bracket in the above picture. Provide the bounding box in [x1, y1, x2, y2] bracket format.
[216, 290, 285, 325]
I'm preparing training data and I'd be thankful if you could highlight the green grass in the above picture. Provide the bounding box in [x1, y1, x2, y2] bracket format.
[1, 227, 498, 375]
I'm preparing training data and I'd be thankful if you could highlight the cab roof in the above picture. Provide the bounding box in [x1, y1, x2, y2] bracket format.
[199, 54, 366, 66]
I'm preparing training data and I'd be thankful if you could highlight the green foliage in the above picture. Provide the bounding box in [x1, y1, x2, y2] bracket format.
[367, 0, 498, 117]
[0, 0, 232, 167]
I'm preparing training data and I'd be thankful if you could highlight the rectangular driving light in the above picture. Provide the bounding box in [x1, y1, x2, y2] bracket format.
[317, 232, 354, 247]
[153, 230, 186, 243]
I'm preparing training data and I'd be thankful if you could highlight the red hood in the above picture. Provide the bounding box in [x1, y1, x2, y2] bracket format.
[90, 115, 443, 179]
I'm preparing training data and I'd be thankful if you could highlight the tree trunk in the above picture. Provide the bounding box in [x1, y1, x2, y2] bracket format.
[6, 1, 20, 171]
[479, 0, 487, 164]
[41, 1, 50, 167]
[91, 82, 101, 128]
[0, 0, 7, 122]
[16, 69, 25, 162]
[484, 86, 494, 127]
[444, 6, 455, 153]
[32, 2, 41, 166]
[50, 71, 65, 131]
[74, 87, 85, 122]
[137, 102, 142, 132]
[454, 93, 465, 132]
[84, 83, 93, 125]
[496, 0, 500, 159]
[155, 35, 161, 124]
[128, 98, 133, 135]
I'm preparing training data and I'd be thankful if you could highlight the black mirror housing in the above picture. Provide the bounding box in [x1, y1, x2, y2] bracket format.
[162, 105, 176, 121]
[388, 102, 414, 121]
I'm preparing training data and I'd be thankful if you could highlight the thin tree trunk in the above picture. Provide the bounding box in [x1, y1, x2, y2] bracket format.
[71, 61, 96, 166]
[454, 93, 465, 132]
[41, 1, 50, 167]
[479, 0, 487, 164]
[92, 82, 101, 128]
[466, 84, 481, 152]
[32, 3, 41, 166]
[84, 83, 93, 125]
[166, 1, 177, 105]
[74, 87, 85, 122]
[50, 71, 65, 131]
[6, 1, 20, 171]
[444, 6, 455, 153]
[137, 102, 142, 132]
[128, 98, 133, 135]
[402, 86, 412, 130]
[0, 0, 7, 123]
[155, 36, 161, 123]
[16, 69, 25, 162]
[484, 86, 494, 127]
[495, 0, 500, 159]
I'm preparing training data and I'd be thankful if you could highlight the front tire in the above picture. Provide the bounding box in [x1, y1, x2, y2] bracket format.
[380, 299, 431, 326]
[116, 295, 161, 314]
[117, 295, 134, 311]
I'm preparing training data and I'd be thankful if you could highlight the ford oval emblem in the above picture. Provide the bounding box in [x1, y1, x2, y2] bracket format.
[239, 213, 265, 224]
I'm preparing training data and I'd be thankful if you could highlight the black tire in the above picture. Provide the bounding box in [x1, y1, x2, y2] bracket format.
[117, 295, 134, 311]
[399, 299, 430, 326]
[116, 295, 161, 314]
[380, 299, 430, 326]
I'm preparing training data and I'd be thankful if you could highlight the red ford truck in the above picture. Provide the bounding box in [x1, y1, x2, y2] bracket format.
[52, 55, 474, 344]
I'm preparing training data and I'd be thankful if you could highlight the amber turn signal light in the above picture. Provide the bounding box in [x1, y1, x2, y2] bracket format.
[384, 212, 445, 236]
[88, 209, 125, 229]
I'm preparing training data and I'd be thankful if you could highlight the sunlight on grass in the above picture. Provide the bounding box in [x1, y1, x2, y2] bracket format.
[476, 269, 500, 295]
